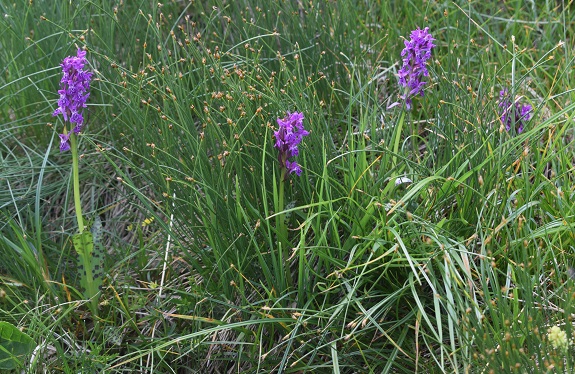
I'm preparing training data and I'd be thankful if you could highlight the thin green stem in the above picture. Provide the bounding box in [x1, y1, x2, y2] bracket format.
[69, 132, 85, 233]
[277, 168, 293, 289]
[278, 168, 286, 243]
[392, 111, 406, 169]
[70, 132, 98, 319]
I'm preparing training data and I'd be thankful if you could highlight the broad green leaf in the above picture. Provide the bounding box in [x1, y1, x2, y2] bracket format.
[90, 216, 105, 292]
[0, 321, 36, 370]
[73, 225, 102, 314]
[73, 230, 94, 295]
[72, 230, 94, 259]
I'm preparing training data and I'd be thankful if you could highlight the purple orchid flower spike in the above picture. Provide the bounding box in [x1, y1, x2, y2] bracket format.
[499, 90, 532, 134]
[53, 48, 92, 151]
[273, 112, 309, 179]
[398, 27, 435, 110]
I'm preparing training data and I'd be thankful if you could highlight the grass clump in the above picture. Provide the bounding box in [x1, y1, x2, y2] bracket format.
[1, 0, 575, 372]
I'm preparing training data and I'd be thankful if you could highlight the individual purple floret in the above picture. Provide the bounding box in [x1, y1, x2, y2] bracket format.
[53, 48, 92, 151]
[499, 90, 532, 134]
[59, 133, 71, 152]
[398, 27, 435, 110]
[274, 112, 309, 177]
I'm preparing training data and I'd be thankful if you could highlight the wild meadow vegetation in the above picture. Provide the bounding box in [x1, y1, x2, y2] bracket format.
[1, 0, 575, 372]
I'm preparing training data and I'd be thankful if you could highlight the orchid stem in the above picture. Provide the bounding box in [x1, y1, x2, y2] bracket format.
[277, 167, 293, 289]
[69, 132, 85, 233]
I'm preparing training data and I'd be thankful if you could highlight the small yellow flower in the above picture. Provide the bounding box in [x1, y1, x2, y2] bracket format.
[548, 325, 569, 350]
